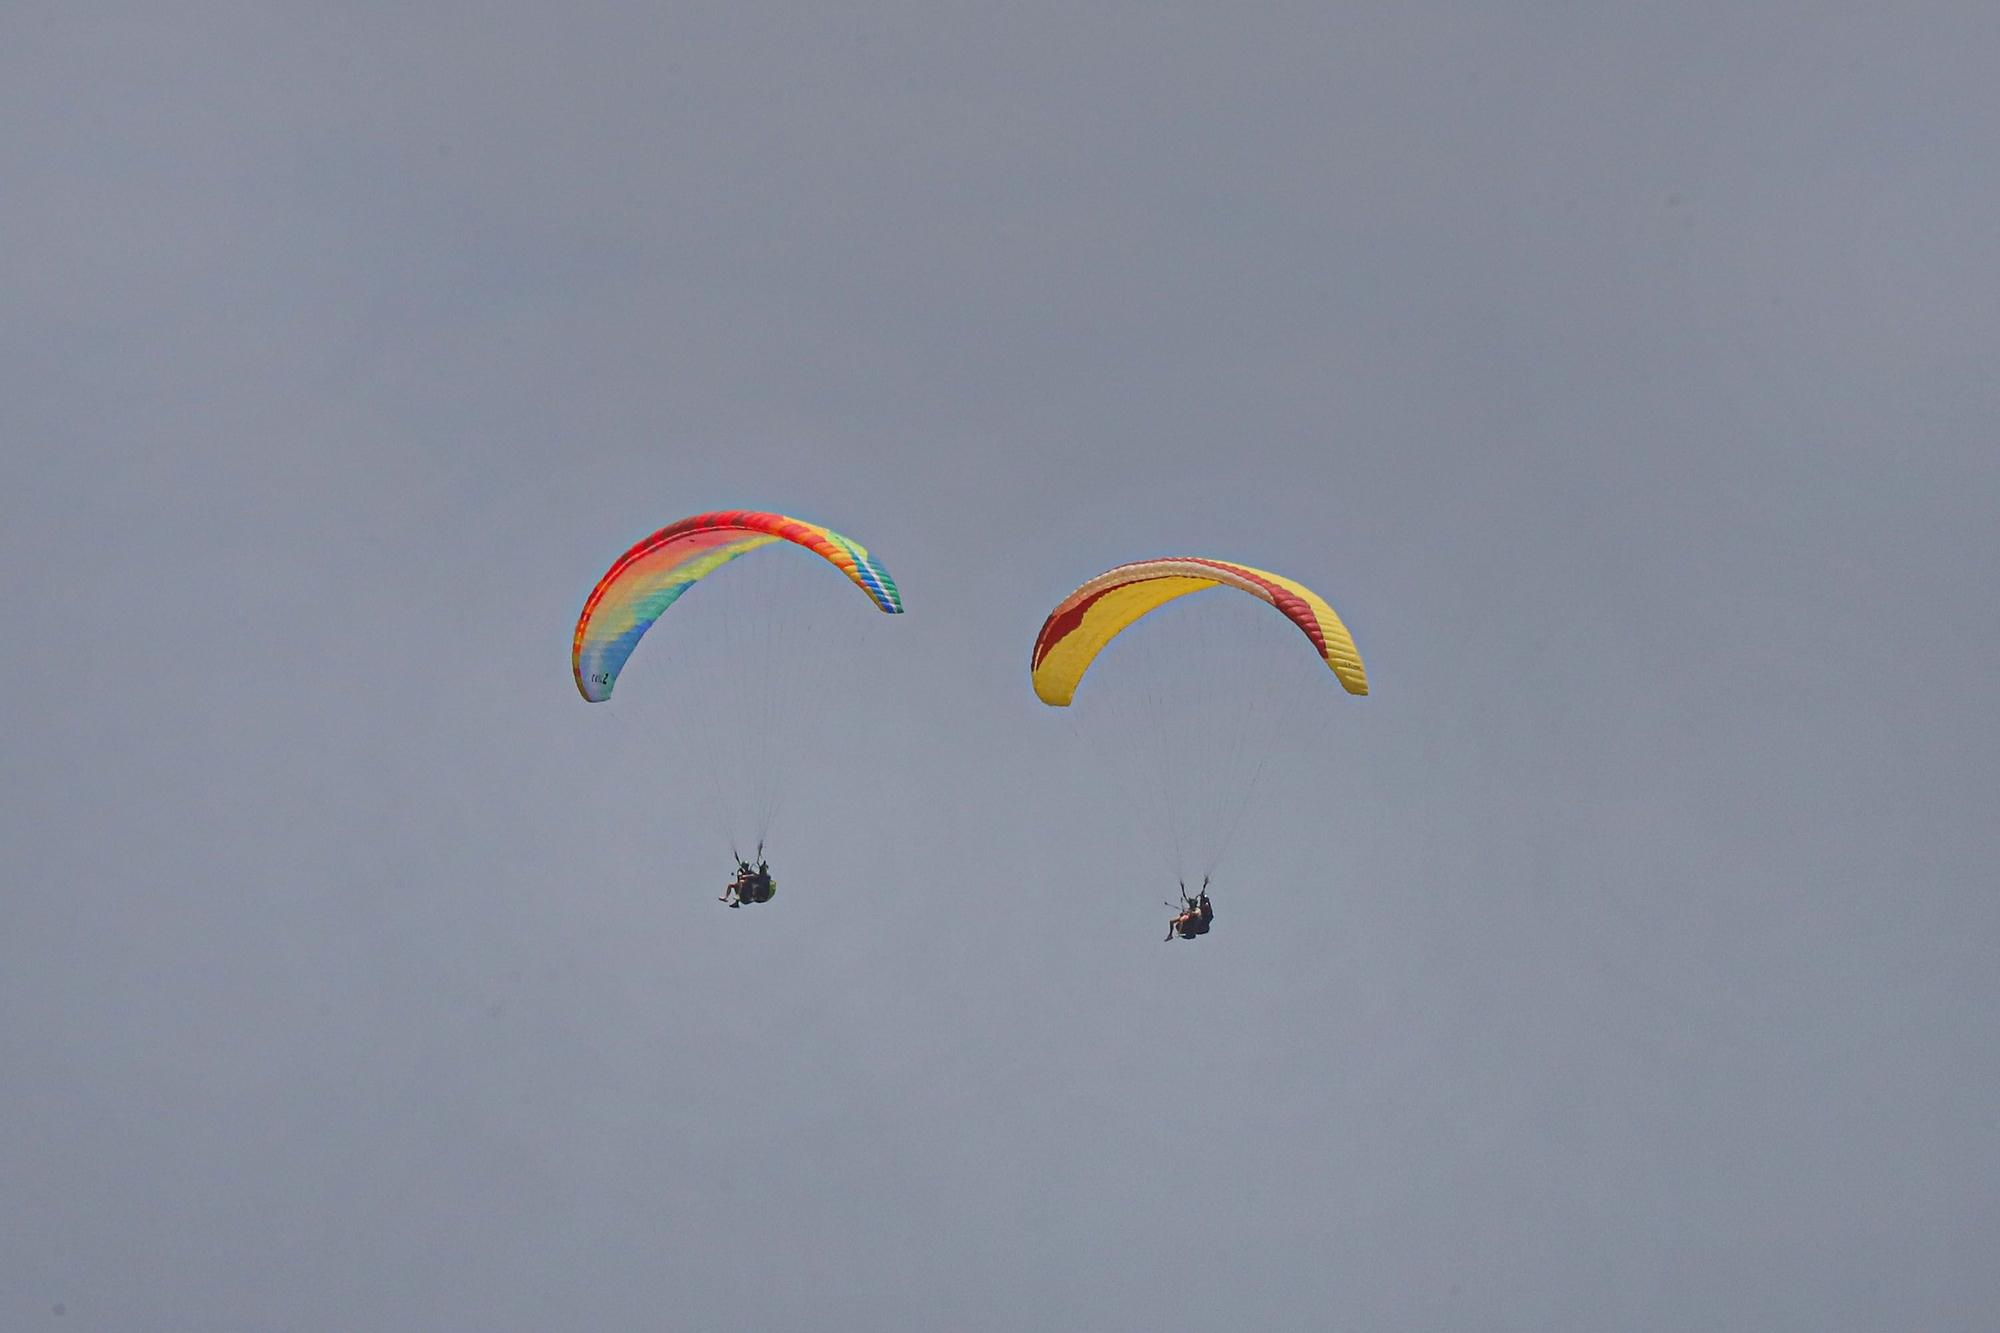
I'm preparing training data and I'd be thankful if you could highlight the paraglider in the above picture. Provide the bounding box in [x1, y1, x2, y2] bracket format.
[721, 853, 777, 907]
[1165, 877, 1214, 942]
[573, 509, 903, 907]
[1032, 555, 1367, 938]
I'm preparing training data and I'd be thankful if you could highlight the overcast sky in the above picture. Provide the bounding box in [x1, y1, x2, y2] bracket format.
[4, 5, 1996, 1330]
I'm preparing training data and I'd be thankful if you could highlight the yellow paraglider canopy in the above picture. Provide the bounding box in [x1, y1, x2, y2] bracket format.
[1031, 557, 1367, 706]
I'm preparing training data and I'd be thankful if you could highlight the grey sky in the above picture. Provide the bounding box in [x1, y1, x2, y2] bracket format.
[4, 5, 1996, 1330]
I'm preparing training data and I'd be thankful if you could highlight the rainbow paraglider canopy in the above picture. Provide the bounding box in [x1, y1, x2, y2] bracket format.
[573, 509, 903, 703]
